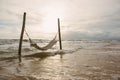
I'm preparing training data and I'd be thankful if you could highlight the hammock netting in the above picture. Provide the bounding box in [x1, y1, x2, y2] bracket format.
[25, 30, 58, 51]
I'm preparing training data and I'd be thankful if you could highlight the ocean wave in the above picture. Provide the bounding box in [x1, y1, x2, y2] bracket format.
[0, 56, 18, 61]
[24, 50, 65, 58]
[0, 75, 38, 80]
[0, 39, 18, 45]
[0, 51, 10, 54]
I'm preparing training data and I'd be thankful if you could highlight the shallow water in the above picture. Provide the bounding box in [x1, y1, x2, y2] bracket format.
[0, 39, 120, 80]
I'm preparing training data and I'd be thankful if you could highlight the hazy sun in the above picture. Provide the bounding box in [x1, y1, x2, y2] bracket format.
[41, 1, 66, 34]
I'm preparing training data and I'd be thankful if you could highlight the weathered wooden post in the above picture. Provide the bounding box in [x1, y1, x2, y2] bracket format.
[58, 18, 63, 58]
[58, 18, 62, 50]
[18, 12, 26, 62]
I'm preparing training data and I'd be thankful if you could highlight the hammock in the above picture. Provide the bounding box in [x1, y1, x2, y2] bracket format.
[25, 30, 58, 51]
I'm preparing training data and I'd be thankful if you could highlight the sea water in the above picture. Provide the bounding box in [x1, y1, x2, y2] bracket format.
[0, 39, 120, 80]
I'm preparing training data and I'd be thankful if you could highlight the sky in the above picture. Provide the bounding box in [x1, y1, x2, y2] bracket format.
[0, 0, 120, 40]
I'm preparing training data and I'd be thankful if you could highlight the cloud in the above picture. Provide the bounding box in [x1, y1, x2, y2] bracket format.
[0, 0, 120, 40]
[62, 12, 120, 40]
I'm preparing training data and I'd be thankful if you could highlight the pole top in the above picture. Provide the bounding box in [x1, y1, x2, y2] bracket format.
[24, 12, 26, 14]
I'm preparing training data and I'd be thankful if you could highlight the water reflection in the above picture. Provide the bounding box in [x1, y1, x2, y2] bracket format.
[23, 55, 63, 79]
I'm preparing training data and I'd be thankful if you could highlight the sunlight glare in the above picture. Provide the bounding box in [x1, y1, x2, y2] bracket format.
[41, 1, 66, 34]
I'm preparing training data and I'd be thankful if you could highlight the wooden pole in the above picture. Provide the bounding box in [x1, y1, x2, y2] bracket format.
[58, 18, 62, 50]
[58, 18, 63, 58]
[18, 12, 26, 62]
